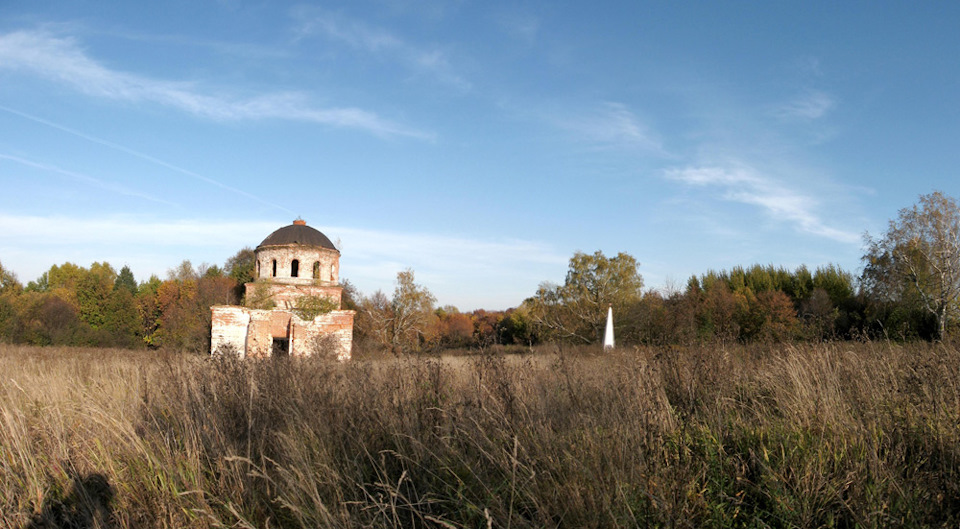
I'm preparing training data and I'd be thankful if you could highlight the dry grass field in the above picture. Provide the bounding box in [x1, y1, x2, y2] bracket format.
[1, 341, 959, 528]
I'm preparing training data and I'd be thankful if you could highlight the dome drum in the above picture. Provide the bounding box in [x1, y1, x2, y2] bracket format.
[255, 246, 339, 283]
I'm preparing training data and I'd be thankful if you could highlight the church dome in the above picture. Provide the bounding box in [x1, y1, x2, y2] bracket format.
[257, 220, 337, 251]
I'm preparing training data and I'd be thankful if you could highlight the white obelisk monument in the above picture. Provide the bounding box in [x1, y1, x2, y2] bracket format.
[603, 304, 615, 350]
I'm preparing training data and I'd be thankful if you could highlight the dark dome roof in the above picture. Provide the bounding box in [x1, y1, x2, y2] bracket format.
[257, 222, 337, 250]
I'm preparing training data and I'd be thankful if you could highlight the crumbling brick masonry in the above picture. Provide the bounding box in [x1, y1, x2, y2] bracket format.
[211, 220, 355, 360]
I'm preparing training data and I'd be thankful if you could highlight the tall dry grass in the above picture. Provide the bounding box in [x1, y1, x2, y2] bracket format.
[0, 342, 958, 527]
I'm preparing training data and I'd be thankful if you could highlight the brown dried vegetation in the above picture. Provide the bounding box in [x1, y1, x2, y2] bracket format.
[1, 342, 959, 527]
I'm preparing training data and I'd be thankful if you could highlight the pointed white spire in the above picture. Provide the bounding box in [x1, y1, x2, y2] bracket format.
[603, 305, 615, 350]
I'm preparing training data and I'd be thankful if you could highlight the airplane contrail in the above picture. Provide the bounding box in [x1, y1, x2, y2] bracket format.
[0, 104, 294, 214]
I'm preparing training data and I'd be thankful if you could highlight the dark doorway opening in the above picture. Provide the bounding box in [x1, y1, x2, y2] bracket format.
[291, 259, 299, 278]
[271, 338, 289, 356]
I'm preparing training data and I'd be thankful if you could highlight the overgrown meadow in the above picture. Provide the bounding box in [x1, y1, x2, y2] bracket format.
[2, 342, 959, 528]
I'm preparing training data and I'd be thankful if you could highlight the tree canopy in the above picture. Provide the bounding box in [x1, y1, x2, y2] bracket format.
[528, 251, 644, 343]
[863, 191, 960, 341]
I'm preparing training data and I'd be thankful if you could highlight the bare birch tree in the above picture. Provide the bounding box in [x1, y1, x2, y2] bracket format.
[390, 269, 436, 352]
[863, 191, 960, 341]
[356, 269, 436, 353]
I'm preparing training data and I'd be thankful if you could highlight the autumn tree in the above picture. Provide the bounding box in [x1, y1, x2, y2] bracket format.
[356, 289, 393, 350]
[751, 290, 800, 342]
[390, 269, 436, 352]
[699, 281, 745, 343]
[434, 306, 474, 349]
[353, 270, 437, 353]
[863, 191, 960, 341]
[621, 291, 673, 345]
[155, 261, 237, 353]
[0, 260, 22, 295]
[46, 262, 85, 308]
[529, 251, 643, 343]
[0, 260, 21, 340]
[800, 288, 838, 340]
[25, 272, 48, 293]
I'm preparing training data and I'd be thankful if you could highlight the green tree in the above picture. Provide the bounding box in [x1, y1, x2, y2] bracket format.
[862, 191, 960, 341]
[47, 262, 85, 291]
[25, 272, 48, 293]
[136, 275, 164, 347]
[225, 247, 256, 303]
[114, 265, 137, 294]
[103, 288, 141, 347]
[340, 279, 360, 311]
[813, 265, 855, 306]
[529, 251, 643, 343]
[498, 306, 537, 346]
[75, 263, 116, 329]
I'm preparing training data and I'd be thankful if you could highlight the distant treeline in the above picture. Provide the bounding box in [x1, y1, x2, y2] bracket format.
[0, 255, 941, 354]
[1, 191, 957, 351]
[0, 258, 243, 351]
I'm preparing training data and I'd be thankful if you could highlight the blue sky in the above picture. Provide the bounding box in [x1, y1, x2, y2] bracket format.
[1, 1, 959, 310]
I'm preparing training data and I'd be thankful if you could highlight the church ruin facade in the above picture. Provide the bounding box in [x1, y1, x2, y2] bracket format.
[210, 220, 355, 360]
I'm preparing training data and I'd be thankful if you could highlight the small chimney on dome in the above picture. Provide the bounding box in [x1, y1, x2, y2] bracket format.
[293, 218, 306, 226]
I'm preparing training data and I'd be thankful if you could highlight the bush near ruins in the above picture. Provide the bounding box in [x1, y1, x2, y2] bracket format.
[291, 294, 339, 320]
[244, 278, 276, 310]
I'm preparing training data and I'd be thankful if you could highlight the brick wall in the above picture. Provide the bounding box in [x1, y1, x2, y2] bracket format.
[256, 246, 340, 283]
[211, 306, 250, 355]
[291, 311, 355, 360]
[244, 282, 343, 310]
[211, 306, 355, 360]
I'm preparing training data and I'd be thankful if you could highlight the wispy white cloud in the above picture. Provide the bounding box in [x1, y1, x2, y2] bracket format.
[0, 215, 565, 309]
[291, 8, 470, 91]
[558, 102, 665, 154]
[664, 165, 859, 244]
[772, 90, 836, 121]
[332, 225, 566, 272]
[0, 29, 430, 138]
[0, 215, 277, 248]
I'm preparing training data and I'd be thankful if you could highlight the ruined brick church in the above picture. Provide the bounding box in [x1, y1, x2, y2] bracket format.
[210, 220, 355, 360]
